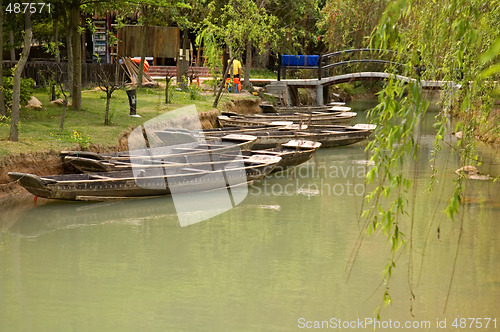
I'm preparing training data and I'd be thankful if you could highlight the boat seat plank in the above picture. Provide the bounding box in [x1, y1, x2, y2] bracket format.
[181, 167, 209, 173]
[89, 174, 115, 180]
[252, 150, 281, 155]
[322, 130, 347, 134]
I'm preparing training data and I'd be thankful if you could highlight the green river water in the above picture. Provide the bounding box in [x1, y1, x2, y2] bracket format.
[0, 101, 498, 331]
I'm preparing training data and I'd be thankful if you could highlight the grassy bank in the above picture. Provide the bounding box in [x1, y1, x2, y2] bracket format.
[0, 85, 257, 158]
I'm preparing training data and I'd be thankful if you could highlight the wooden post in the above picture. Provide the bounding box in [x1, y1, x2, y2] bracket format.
[277, 54, 281, 81]
[318, 54, 322, 80]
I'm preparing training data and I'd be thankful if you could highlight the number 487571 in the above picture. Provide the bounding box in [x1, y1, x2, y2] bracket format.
[5, 3, 51, 14]
[452, 318, 497, 329]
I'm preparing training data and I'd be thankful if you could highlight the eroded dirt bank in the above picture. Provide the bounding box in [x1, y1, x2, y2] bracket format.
[0, 110, 221, 201]
[0, 151, 64, 200]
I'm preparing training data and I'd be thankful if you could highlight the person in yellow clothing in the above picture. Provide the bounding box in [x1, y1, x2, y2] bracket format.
[225, 59, 243, 92]
[228, 59, 242, 78]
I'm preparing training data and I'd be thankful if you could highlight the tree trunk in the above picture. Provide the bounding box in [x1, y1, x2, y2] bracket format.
[243, 40, 252, 90]
[59, 96, 67, 131]
[71, 0, 81, 110]
[9, 28, 15, 61]
[104, 90, 111, 125]
[229, 47, 235, 92]
[213, 57, 233, 108]
[177, 30, 189, 90]
[0, 0, 6, 118]
[54, 18, 60, 63]
[81, 16, 86, 64]
[51, 84, 56, 101]
[137, 24, 147, 88]
[261, 42, 270, 68]
[165, 76, 171, 104]
[65, 17, 74, 95]
[8, 11, 32, 142]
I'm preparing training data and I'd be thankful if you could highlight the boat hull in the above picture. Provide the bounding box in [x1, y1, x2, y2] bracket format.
[217, 112, 357, 127]
[9, 156, 280, 201]
[205, 128, 373, 149]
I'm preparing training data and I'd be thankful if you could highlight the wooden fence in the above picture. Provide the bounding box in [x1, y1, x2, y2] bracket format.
[1, 61, 126, 88]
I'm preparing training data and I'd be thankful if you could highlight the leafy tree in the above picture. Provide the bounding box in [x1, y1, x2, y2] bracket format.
[318, 0, 387, 49]
[351, 0, 500, 318]
[70, 0, 82, 110]
[57, 0, 126, 110]
[0, 0, 5, 119]
[2, 75, 35, 109]
[195, 27, 222, 95]
[268, 0, 323, 54]
[136, 3, 152, 89]
[201, 0, 278, 105]
[8, 11, 32, 142]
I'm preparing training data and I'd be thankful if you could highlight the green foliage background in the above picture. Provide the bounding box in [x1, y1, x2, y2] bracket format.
[1, 75, 35, 110]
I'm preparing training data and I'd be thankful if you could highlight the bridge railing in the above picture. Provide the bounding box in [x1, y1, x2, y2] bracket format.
[277, 54, 321, 81]
[319, 48, 404, 80]
[277, 49, 417, 81]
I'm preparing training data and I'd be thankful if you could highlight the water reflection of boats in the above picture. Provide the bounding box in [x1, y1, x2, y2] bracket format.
[5, 190, 287, 237]
[6, 197, 180, 237]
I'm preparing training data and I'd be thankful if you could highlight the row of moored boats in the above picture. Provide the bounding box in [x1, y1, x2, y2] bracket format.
[9, 102, 376, 201]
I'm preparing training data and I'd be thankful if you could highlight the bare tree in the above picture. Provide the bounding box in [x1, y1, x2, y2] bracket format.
[95, 63, 122, 126]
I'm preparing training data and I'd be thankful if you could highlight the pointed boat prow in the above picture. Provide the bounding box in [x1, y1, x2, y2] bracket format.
[8, 172, 54, 197]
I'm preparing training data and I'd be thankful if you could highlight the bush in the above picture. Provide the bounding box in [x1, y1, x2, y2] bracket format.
[2, 75, 36, 110]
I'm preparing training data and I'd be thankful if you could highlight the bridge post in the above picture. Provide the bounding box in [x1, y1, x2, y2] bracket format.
[287, 86, 297, 106]
[316, 84, 324, 106]
[277, 54, 281, 81]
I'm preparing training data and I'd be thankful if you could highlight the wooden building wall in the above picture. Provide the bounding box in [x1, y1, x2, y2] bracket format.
[117, 25, 180, 58]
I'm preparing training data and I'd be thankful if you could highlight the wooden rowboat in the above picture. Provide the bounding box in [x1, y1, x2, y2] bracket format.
[273, 106, 351, 113]
[243, 140, 321, 173]
[156, 125, 375, 150]
[234, 127, 373, 149]
[60, 134, 257, 162]
[9, 154, 281, 201]
[261, 103, 347, 113]
[217, 112, 357, 127]
[64, 140, 321, 174]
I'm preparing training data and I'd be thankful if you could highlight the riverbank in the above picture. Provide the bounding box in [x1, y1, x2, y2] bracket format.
[0, 86, 264, 199]
[0, 85, 259, 158]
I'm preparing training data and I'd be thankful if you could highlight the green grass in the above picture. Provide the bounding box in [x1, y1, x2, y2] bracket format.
[250, 68, 277, 79]
[0, 86, 254, 158]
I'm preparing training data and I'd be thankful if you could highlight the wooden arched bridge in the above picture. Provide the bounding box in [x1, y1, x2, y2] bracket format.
[265, 49, 457, 105]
